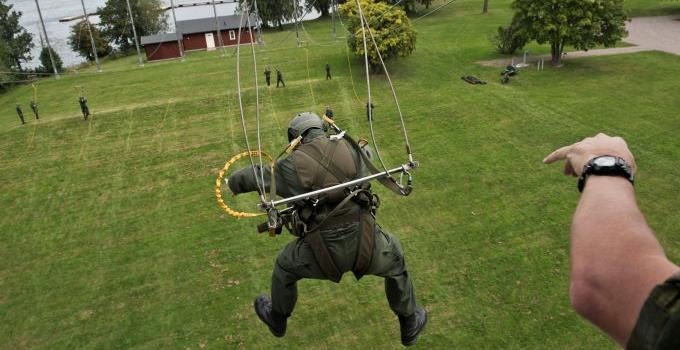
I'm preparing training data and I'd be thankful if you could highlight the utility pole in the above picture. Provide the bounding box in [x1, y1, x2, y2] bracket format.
[294, 0, 300, 47]
[252, 0, 263, 45]
[80, 0, 101, 72]
[125, 0, 144, 67]
[331, 0, 336, 40]
[34, 0, 59, 78]
[211, 0, 226, 56]
[169, 0, 185, 60]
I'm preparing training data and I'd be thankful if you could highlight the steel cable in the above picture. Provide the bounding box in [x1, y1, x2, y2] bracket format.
[235, 4, 267, 201]
[355, 0, 389, 174]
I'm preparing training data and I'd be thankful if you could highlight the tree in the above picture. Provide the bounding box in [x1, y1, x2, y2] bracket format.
[511, 0, 628, 66]
[308, 0, 332, 17]
[0, 0, 34, 70]
[0, 40, 16, 91]
[243, 0, 297, 29]
[492, 17, 527, 54]
[68, 20, 111, 61]
[98, 0, 167, 52]
[482, 0, 489, 13]
[340, 0, 416, 73]
[38, 47, 63, 73]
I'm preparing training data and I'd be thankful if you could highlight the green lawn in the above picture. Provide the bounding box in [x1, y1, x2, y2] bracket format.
[2, 0, 680, 348]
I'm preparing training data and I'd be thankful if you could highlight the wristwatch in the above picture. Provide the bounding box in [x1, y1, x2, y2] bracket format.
[578, 155, 635, 192]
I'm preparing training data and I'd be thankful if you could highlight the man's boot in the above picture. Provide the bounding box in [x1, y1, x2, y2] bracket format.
[254, 294, 287, 337]
[398, 307, 428, 346]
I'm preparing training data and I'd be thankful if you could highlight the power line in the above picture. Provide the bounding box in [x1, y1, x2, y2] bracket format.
[413, 0, 457, 22]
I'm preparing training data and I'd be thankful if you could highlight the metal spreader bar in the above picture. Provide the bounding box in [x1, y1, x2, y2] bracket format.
[264, 162, 417, 209]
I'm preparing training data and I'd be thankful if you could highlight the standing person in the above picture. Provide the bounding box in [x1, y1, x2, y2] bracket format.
[544, 133, 679, 349]
[79, 96, 90, 120]
[366, 102, 375, 121]
[264, 66, 272, 87]
[325, 63, 331, 80]
[227, 112, 428, 346]
[30, 100, 39, 119]
[16, 105, 25, 125]
[276, 69, 285, 87]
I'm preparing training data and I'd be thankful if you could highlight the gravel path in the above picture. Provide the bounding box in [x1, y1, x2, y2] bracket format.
[477, 15, 680, 67]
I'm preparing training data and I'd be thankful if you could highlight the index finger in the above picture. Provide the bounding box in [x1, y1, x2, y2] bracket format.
[543, 145, 572, 164]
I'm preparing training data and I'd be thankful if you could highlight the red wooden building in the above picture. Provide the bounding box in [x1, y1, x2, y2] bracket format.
[140, 14, 257, 62]
[141, 33, 182, 62]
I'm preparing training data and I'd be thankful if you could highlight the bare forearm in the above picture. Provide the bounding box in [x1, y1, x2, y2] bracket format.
[570, 176, 678, 345]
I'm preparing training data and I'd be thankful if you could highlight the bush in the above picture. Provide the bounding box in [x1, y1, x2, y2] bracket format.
[492, 20, 527, 55]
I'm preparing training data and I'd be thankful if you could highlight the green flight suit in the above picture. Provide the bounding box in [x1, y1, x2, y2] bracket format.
[626, 272, 680, 350]
[228, 129, 417, 318]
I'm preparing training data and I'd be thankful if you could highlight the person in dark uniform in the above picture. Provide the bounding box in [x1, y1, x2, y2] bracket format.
[276, 69, 285, 87]
[325, 63, 331, 80]
[79, 96, 90, 120]
[30, 100, 39, 119]
[366, 102, 375, 121]
[16, 105, 25, 124]
[227, 112, 427, 346]
[264, 66, 271, 87]
[544, 133, 680, 349]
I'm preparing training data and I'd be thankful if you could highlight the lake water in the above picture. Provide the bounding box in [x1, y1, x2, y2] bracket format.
[9, 0, 319, 68]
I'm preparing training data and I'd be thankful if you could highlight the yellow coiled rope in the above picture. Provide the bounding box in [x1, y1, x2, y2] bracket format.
[215, 150, 273, 218]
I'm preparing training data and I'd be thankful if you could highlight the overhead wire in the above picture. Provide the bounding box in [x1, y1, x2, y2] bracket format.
[413, 0, 458, 22]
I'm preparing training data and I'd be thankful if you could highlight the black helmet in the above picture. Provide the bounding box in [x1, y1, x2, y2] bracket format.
[287, 112, 323, 142]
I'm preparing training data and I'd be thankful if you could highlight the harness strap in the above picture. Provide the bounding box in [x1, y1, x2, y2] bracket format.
[302, 187, 364, 283]
[298, 140, 348, 187]
[342, 133, 410, 196]
[353, 211, 375, 279]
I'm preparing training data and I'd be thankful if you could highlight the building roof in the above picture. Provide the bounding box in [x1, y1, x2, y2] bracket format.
[176, 14, 257, 35]
[140, 33, 180, 45]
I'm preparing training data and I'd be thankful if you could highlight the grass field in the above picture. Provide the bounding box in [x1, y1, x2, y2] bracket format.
[2, 0, 680, 348]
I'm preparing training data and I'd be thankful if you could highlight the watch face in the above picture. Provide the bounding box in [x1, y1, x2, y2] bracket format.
[594, 156, 617, 167]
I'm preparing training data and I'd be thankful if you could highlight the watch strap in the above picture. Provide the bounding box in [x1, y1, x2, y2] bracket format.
[578, 156, 635, 192]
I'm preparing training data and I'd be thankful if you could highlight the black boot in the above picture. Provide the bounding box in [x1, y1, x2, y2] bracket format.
[254, 294, 287, 337]
[399, 307, 428, 346]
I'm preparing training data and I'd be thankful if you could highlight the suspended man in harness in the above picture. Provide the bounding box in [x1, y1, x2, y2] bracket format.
[227, 112, 427, 346]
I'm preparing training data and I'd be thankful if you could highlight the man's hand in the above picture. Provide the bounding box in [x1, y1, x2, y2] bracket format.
[543, 133, 636, 176]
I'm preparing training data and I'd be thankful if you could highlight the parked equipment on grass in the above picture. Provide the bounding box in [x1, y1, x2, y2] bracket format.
[500, 65, 518, 84]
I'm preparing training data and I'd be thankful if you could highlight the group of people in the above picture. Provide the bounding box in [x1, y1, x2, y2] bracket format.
[14, 102, 38, 125]
[228, 108, 678, 348]
[262, 63, 333, 88]
[14, 96, 90, 124]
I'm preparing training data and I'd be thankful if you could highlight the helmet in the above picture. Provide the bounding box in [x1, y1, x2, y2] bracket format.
[287, 112, 323, 142]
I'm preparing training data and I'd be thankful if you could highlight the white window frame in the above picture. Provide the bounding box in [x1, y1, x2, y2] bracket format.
[229, 30, 236, 41]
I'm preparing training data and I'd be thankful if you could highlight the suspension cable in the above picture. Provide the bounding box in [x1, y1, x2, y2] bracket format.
[245, 7, 268, 202]
[355, 0, 389, 174]
[363, 8, 413, 161]
[235, 4, 267, 201]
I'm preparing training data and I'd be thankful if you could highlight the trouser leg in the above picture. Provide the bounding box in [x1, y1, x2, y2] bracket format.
[270, 237, 326, 316]
[271, 261, 301, 316]
[367, 227, 417, 317]
[385, 269, 416, 316]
